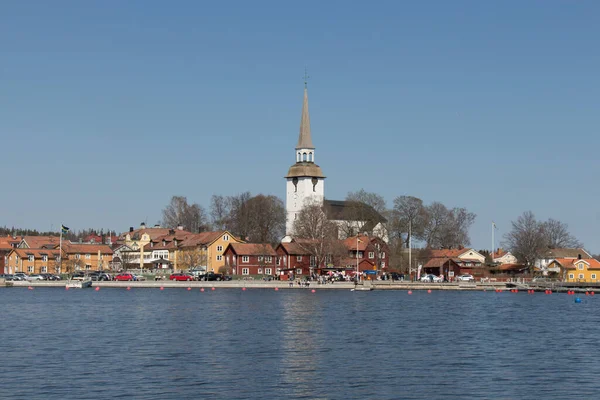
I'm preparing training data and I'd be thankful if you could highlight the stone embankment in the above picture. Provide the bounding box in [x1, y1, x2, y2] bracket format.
[4, 279, 509, 291]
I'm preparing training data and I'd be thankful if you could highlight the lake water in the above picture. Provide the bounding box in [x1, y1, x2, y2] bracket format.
[0, 287, 598, 399]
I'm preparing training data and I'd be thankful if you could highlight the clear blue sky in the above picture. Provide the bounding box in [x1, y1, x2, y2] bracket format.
[1, 1, 599, 252]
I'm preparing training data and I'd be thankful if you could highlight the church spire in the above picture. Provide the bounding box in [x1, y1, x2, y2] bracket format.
[296, 71, 315, 150]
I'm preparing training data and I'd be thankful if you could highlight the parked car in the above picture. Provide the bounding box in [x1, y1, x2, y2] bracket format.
[29, 274, 46, 281]
[114, 273, 135, 281]
[169, 273, 195, 281]
[197, 272, 229, 281]
[456, 274, 475, 282]
[133, 275, 146, 281]
[14, 273, 31, 281]
[389, 272, 404, 281]
[1, 274, 15, 281]
[421, 274, 442, 283]
[70, 271, 87, 281]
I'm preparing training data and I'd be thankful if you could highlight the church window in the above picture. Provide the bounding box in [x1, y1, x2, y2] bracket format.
[303, 152, 307, 161]
[309, 152, 313, 162]
[292, 177, 298, 192]
[297, 152, 301, 162]
[312, 177, 318, 192]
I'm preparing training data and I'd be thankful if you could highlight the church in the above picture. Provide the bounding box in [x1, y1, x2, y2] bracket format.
[283, 83, 387, 241]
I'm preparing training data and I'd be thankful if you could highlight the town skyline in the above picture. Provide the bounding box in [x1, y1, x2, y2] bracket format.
[2, 1, 599, 253]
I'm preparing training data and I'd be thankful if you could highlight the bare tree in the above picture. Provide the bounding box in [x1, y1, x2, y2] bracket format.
[503, 211, 548, 270]
[162, 196, 210, 232]
[542, 219, 582, 248]
[293, 199, 347, 274]
[226, 192, 253, 239]
[437, 207, 476, 249]
[391, 195, 427, 248]
[178, 248, 207, 271]
[423, 202, 450, 248]
[247, 195, 286, 244]
[210, 195, 231, 231]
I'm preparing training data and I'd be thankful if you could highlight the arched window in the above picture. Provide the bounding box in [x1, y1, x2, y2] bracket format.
[303, 152, 307, 162]
[297, 152, 301, 162]
[308, 152, 313, 162]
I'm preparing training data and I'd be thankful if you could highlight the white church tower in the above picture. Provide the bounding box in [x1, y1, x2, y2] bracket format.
[284, 81, 326, 235]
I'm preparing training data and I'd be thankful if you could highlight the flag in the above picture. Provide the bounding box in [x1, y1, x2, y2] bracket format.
[492, 221, 497, 229]
[61, 225, 69, 234]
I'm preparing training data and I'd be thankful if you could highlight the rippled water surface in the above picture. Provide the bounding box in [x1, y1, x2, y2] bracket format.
[1, 287, 598, 399]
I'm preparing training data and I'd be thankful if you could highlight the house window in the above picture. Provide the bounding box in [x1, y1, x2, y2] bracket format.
[296, 268, 302, 275]
[592, 274, 597, 280]
[276, 257, 281, 265]
[265, 256, 272, 263]
[258, 268, 263, 274]
[223, 235, 229, 241]
[579, 274, 584, 279]
[382, 252, 385, 258]
[368, 252, 375, 259]
[265, 268, 272, 275]
[217, 245, 223, 252]
[216, 255, 222, 261]
[28, 255, 34, 262]
[258, 256, 264, 262]
[42, 255, 48, 262]
[242, 268, 249, 275]
[41, 266, 47, 273]
[297, 256, 302, 262]
[242, 256, 249, 263]
[86, 265, 92, 270]
[310, 256, 316, 267]
[578, 263, 584, 270]
[381, 261, 386, 268]
[85, 254, 91, 259]
[358, 251, 363, 258]
[27, 266, 34, 273]
[569, 274, 574, 279]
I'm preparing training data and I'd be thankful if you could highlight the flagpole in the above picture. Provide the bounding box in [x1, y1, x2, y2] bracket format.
[409, 220, 412, 281]
[59, 226, 63, 275]
[491, 222, 494, 264]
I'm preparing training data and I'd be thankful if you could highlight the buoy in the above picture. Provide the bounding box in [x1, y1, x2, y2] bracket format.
[408, 290, 412, 295]
[575, 297, 582, 303]
[187, 287, 191, 291]
[95, 287, 100, 291]
[65, 287, 69, 291]
[311, 289, 316, 293]
[242, 287, 246, 291]
[211, 287, 215, 291]
[586, 291, 589, 296]
[514, 289, 518, 293]
[591, 292, 595, 296]
[200, 288, 205, 292]
[28, 286, 33, 290]
[275, 287, 279, 291]
[160, 287, 164, 291]
[427, 289, 431, 294]
[127, 286, 131, 290]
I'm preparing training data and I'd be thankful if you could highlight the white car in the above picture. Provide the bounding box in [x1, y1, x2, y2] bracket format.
[456, 274, 474, 282]
[421, 274, 442, 283]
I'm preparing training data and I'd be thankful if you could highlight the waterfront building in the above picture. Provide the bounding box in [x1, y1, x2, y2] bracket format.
[548, 257, 600, 283]
[492, 248, 518, 265]
[0, 235, 22, 274]
[283, 83, 387, 241]
[421, 248, 486, 279]
[535, 248, 592, 274]
[5, 247, 60, 275]
[60, 242, 114, 272]
[223, 243, 278, 276]
[18, 236, 60, 249]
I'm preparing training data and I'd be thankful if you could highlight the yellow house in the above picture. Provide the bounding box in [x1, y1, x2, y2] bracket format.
[178, 231, 244, 272]
[5, 248, 61, 275]
[61, 243, 114, 273]
[119, 224, 187, 268]
[549, 258, 600, 283]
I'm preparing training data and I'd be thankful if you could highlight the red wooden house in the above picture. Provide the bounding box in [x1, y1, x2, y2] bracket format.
[223, 243, 278, 277]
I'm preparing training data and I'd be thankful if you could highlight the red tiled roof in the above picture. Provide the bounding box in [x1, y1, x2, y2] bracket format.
[427, 249, 471, 258]
[119, 228, 174, 241]
[11, 248, 61, 258]
[278, 242, 309, 255]
[494, 263, 526, 271]
[62, 243, 113, 254]
[342, 235, 371, 251]
[21, 236, 60, 248]
[179, 231, 235, 248]
[0, 235, 22, 250]
[552, 258, 600, 270]
[492, 249, 507, 259]
[225, 243, 277, 256]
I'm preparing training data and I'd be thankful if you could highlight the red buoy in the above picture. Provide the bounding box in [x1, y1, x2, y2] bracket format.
[242, 287, 246, 291]
[127, 286, 131, 290]
[275, 287, 279, 291]
[211, 287, 215, 291]
[408, 290, 412, 295]
[28, 286, 33, 290]
[427, 289, 431, 294]
[95, 287, 100, 291]
[200, 288, 205, 292]
[65, 287, 69, 291]
[160, 287, 164, 291]
[311, 289, 316, 293]
[187, 287, 191, 291]
[586, 291, 590, 296]
[591, 292, 595, 296]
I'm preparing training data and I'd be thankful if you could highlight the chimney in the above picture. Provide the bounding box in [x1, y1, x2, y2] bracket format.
[140, 222, 146, 229]
[578, 254, 582, 260]
[129, 227, 134, 232]
[177, 224, 184, 231]
[154, 224, 161, 228]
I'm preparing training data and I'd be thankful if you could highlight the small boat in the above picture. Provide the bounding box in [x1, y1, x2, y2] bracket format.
[66, 277, 93, 289]
[353, 286, 373, 291]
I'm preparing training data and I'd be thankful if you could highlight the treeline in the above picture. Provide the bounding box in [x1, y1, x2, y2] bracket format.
[0, 226, 118, 243]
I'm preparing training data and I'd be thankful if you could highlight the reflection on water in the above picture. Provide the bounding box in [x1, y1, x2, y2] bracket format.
[0, 288, 599, 399]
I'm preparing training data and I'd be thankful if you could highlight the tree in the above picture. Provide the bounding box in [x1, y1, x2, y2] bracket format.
[391, 195, 427, 248]
[423, 202, 450, 248]
[293, 199, 347, 274]
[503, 211, 548, 270]
[210, 195, 231, 231]
[542, 219, 582, 248]
[226, 192, 253, 239]
[178, 248, 207, 271]
[437, 207, 476, 249]
[162, 196, 210, 232]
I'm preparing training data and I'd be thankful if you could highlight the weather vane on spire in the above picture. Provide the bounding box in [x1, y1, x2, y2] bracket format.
[303, 67, 310, 88]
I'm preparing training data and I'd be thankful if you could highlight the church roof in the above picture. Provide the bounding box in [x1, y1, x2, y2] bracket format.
[323, 200, 387, 224]
[296, 87, 314, 149]
[285, 162, 326, 179]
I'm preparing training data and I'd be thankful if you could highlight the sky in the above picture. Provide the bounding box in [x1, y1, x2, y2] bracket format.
[1, 1, 599, 252]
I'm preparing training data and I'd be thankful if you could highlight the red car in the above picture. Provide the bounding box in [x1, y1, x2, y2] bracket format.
[115, 273, 135, 281]
[169, 273, 194, 281]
